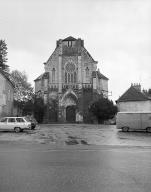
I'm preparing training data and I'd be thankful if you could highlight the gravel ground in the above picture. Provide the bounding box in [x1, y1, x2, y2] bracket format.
[0, 124, 151, 146]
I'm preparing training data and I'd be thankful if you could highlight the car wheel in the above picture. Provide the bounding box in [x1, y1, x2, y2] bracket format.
[146, 127, 151, 133]
[122, 127, 129, 132]
[14, 127, 21, 133]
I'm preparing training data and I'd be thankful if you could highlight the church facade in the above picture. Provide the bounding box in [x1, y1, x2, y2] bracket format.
[34, 36, 108, 123]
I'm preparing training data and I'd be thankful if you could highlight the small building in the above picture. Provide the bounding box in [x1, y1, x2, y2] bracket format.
[116, 83, 151, 112]
[0, 70, 14, 117]
[34, 36, 109, 123]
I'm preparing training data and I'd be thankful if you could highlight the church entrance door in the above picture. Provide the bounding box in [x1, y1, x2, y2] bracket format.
[66, 106, 76, 123]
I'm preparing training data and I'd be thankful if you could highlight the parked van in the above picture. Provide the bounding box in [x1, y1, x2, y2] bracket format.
[116, 112, 151, 132]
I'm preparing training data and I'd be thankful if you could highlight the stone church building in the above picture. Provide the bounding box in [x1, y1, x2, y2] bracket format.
[34, 36, 108, 123]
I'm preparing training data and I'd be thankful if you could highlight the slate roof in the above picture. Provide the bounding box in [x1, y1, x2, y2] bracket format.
[92, 71, 109, 80]
[34, 72, 49, 81]
[34, 73, 43, 81]
[82, 47, 95, 62]
[0, 69, 15, 87]
[62, 36, 77, 41]
[117, 86, 150, 102]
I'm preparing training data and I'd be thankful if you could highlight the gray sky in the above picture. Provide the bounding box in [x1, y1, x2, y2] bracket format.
[1, 0, 151, 101]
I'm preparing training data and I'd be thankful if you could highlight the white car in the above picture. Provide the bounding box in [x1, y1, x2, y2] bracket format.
[0, 117, 32, 133]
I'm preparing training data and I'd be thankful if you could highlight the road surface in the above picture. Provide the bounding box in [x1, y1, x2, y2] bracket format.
[0, 144, 151, 192]
[0, 125, 151, 192]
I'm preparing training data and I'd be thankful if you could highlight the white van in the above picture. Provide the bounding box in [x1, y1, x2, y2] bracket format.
[116, 112, 151, 132]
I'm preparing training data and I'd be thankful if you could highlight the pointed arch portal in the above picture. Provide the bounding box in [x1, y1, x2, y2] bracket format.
[61, 90, 78, 122]
[66, 105, 76, 122]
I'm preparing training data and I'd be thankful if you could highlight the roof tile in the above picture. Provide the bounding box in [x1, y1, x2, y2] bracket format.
[0, 69, 15, 87]
[62, 36, 77, 41]
[117, 86, 149, 102]
[92, 71, 108, 80]
[34, 72, 49, 81]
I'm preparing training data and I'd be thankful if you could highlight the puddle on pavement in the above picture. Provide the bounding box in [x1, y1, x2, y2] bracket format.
[65, 139, 79, 145]
[68, 136, 79, 139]
[80, 140, 88, 145]
[65, 135, 88, 145]
[119, 137, 128, 140]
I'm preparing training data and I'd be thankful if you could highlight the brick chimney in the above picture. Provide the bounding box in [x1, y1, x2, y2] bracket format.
[131, 83, 141, 92]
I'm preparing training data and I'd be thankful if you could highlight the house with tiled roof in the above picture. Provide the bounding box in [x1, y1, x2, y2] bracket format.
[34, 36, 109, 123]
[0, 70, 14, 117]
[116, 83, 151, 112]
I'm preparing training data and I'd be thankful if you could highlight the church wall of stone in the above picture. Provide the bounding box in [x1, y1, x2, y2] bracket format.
[94, 77, 108, 97]
[34, 37, 109, 123]
[44, 47, 60, 84]
[81, 48, 97, 84]
[101, 79, 108, 94]
[35, 80, 42, 93]
[77, 88, 93, 122]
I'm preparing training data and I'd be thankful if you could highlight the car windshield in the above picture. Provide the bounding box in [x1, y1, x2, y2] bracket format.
[24, 117, 31, 122]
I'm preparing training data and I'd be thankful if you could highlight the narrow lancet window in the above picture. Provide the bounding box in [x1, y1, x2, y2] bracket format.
[52, 68, 55, 82]
[65, 72, 67, 83]
[86, 67, 89, 78]
[74, 72, 77, 83]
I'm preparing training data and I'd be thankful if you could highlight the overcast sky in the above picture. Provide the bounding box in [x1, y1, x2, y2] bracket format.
[1, 0, 151, 101]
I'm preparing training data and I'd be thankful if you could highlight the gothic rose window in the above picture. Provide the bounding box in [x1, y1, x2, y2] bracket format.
[65, 62, 77, 83]
[65, 62, 75, 73]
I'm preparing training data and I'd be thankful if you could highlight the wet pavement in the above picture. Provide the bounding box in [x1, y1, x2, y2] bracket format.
[0, 124, 151, 192]
[0, 124, 151, 147]
[0, 144, 151, 192]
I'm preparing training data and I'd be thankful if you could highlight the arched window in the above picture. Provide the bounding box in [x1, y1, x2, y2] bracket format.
[68, 73, 70, 83]
[74, 72, 77, 83]
[68, 41, 72, 47]
[71, 73, 74, 83]
[52, 68, 55, 82]
[65, 72, 67, 83]
[86, 67, 89, 78]
[64, 62, 77, 84]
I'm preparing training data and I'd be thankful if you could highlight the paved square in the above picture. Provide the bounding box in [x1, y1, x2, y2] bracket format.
[0, 124, 151, 147]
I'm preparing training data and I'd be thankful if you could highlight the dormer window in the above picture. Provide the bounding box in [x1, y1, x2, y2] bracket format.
[68, 41, 72, 47]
